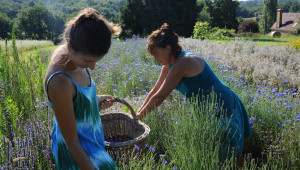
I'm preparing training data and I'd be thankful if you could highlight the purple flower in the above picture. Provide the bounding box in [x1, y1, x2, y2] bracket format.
[162, 160, 167, 164]
[159, 154, 164, 158]
[250, 117, 255, 121]
[150, 146, 155, 151]
[276, 122, 280, 125]
[260, 119, 264, 122]
[145, 144, 149, 148]
[134, 145, 139, 150]
[250, 122, 254, 126]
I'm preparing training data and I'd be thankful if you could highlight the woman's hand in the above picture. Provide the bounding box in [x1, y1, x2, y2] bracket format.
[97, 95, 114, 110]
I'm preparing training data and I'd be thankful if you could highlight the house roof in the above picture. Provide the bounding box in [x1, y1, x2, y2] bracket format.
[270, 13, 300, 33]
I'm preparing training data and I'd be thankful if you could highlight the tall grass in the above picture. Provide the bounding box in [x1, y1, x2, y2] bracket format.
[0, 37, 299, 169]
[0, 40, 54, 53]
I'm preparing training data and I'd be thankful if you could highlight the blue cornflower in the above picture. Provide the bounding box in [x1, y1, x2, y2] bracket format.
[162, 160, 167, 164]
[250, 117, 255, 121]
[150, 146, 155, 151]
[145, 144, 149, 148]
[250, 122, 254, 126]
[134, 145, 139, 150]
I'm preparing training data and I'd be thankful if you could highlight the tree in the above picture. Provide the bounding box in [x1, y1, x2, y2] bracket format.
[197, 0, 239, 31]
[262, 0, 277, 34]
[17, 5, 53, 40]
[120, 0, 146, 37]
[120, 0, 200, 37]
[0, 12, 11, 39]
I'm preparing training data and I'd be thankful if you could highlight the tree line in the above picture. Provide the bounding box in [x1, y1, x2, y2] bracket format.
[237, 0, 300, 18]
[0, 0, 125, 43]
[0, 0, 297, 42]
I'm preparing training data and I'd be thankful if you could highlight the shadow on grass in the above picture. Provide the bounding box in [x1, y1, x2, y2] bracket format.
[245, 38, 290, 43]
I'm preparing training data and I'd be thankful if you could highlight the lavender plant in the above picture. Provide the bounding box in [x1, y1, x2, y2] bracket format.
[0, 37, 299, 169]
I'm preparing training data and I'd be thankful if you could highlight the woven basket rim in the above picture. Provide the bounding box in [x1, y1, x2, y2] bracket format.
[102, 112, 150, 148]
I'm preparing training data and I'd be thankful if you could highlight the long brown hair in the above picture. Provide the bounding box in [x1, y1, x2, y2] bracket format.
[147, 23, 182, 58]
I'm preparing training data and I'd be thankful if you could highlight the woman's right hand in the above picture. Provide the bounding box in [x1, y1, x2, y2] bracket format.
[97, 95, 114, 110]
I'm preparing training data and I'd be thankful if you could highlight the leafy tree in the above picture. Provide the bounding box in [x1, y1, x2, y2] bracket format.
[120, 0, 200, 37]
[17, 5, 55, 40]
[210, 0, 239, 30]
[0, 12, 11, 39]
[262, 0, 277, 34]
[197, 0, 239, 31]
[120, 0, 146, 37]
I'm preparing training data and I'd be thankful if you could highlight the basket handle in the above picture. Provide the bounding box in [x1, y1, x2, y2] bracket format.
[108, 98, 137, 120]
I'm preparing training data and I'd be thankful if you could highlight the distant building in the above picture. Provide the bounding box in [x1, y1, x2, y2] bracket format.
[270, 9, 300, 34]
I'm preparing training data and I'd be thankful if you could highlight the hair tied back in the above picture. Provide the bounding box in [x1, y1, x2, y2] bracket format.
[160, 23, 173, 33]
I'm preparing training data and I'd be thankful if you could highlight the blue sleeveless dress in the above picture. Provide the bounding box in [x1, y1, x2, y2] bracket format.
[46, 69, 117, 170]
[170, 51, 252, 158]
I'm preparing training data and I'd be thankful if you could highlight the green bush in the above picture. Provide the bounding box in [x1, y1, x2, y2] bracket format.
[193, 21, 211, 40]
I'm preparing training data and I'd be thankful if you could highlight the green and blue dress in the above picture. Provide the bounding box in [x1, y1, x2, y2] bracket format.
[46, 69, 117, 169]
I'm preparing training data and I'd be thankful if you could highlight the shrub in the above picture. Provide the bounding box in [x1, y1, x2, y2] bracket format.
[287, 39, 300, 50]
[238, 19, 259, 34]
[193, 21, 211, 40]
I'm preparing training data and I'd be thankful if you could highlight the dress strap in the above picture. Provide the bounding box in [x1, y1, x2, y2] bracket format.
[86, 68, 91, 78]
[46, 71, 78, 95]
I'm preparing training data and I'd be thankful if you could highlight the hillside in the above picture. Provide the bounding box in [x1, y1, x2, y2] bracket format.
[0, 0, 125, 21]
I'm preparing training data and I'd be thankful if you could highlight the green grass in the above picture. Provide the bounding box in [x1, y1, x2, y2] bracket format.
[209, 34, 300, 47]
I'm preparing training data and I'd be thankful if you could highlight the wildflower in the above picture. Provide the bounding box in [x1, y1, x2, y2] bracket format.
[162, 160, 167, 164]
[250, 122, 254, 126]
[260, 119, 264, 122]
[159, 154, 164, 158]
[276, 122, 280, 125]
[145, 144, 149, 148]
[250, 117, 255, 121]
[173, 166, 178, 169]
[134, 145, 139, 150]
[150, 146, 155, 151]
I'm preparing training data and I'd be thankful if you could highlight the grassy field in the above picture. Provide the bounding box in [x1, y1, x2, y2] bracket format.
[0, 37, 299, 169]
[208, 34, 300, 47]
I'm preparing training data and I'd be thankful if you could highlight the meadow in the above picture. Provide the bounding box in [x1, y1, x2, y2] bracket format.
[0, 36, 299, 169]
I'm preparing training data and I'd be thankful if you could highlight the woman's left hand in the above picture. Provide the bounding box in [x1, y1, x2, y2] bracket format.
[97, 95, 114, 110]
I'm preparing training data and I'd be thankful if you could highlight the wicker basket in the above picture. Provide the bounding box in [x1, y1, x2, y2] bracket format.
[100, 98, 150, 162]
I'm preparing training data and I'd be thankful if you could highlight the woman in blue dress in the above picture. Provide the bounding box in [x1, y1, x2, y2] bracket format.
[45, 8, 120, 169]
[137, 23, 252, 167]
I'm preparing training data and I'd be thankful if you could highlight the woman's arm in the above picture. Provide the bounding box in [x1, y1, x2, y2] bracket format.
[48, 74, 95, 170]
[138, 65, 169, 112]
[137, 62, 188, 119]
